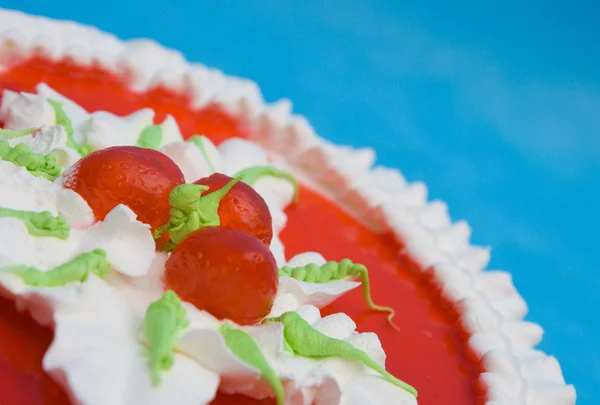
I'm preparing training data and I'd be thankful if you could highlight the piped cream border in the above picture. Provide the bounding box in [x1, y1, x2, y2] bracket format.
[0, 8, 576, 405]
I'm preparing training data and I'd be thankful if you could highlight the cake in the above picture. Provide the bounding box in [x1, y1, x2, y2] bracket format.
[0, 9, 576, 405]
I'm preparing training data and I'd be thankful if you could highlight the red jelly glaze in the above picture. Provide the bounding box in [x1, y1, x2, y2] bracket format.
[164, 227, 279, 325]
[0, 57, 484, 405]
[0, 56, 250, 142]
[194, 173, 273, 246]
[281, 186, 486, 405]
[63, 146, 185, 233]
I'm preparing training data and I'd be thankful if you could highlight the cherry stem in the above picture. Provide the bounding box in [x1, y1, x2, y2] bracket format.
[234, 165, 299, 202]
[154, 176, 242, 250]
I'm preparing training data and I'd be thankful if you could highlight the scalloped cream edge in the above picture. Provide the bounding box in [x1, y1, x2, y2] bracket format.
[0, 8, 576, 405]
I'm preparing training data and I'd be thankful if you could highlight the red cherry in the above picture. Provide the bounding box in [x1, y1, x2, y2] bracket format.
[62, 146, 185, 233]
[164, 227, 278, 325]
[194, 173, 273, 246]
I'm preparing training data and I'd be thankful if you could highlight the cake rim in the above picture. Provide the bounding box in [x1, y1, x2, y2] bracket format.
[0, 8, 576, 405]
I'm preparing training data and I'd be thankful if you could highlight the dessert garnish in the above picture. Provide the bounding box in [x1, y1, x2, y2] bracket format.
[279, 258, 399, 330]
[62, 145, 185, 234]
[153, 176, 242, 250]
[1, 249, 109, 286]
[0, 127, 36, 137]
[164, 227, 278, 325]
[143, 290, 189, 386]
[136, 125, 163, 150]
[265, 311, 417, 397]
[219, 323, 285, 405]
[47, 99, 89, 156]
[0, 208, 70, 239]
[187, 135, 217, 173]
[0, 84, 421, 405]
[0, 140, 62, 180]
[234, 166, 300, 202]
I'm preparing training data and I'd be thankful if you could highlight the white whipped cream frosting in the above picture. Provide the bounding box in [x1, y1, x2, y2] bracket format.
[0, 10, 576, 405]
[0, 86, 408, 405]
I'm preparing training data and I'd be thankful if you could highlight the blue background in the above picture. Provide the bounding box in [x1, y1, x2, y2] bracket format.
[3, 0, 599, 402]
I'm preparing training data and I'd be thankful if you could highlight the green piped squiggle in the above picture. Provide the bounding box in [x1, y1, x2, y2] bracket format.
[188, 135, 216, 173]
[0, 140, 62, 181]
[0, 207, 70, 239]
[220, 324, 285, 405]
[136, 125, 163, 150]
[1, 249, 110, 287]
[47, 99, 89, 156]
[267, 311, 417, 397]
[234, 165, 299, 202]
[153, 177, 241, 251]
[0, 128, 36, 138]
[278, 259, 398, 330]
[143, 290, 189, 386]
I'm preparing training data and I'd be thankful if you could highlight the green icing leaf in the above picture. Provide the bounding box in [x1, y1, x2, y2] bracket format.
[271, 312, 417, 397]
[153, 176, 242, 251]
[0, 140, 62, 181]
[143, 290, 189, 386]
[234, 165, 299, 202]
[1, 249, 110, 287]
[0, 207, 70, 239]
[0, 128, 36, 138]
[47, 99, 73, 142]
[136, 125, 163, 150]
[282, 337, 294, 356]
[188, 135, 216, 173]
[220, 324, 285, 405]
[278, 259, 399, 330]
[47, 99, 89, 156]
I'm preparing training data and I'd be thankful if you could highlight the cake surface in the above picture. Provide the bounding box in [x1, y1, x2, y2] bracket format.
[0, 9, 577, 405]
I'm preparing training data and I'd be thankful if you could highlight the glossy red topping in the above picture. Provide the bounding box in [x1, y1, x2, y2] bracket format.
[0, 57, 250, 144]
[63, 145, 185, 233]
[194, 173, 273, 246]
[164, 227, 279, 325]
[281, 186, 484, 405]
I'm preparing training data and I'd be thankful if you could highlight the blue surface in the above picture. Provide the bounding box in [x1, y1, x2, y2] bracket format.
[4, 0, 599, 402]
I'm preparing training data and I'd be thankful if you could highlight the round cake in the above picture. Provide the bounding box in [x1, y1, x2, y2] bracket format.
[0, 9, 576, 405]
